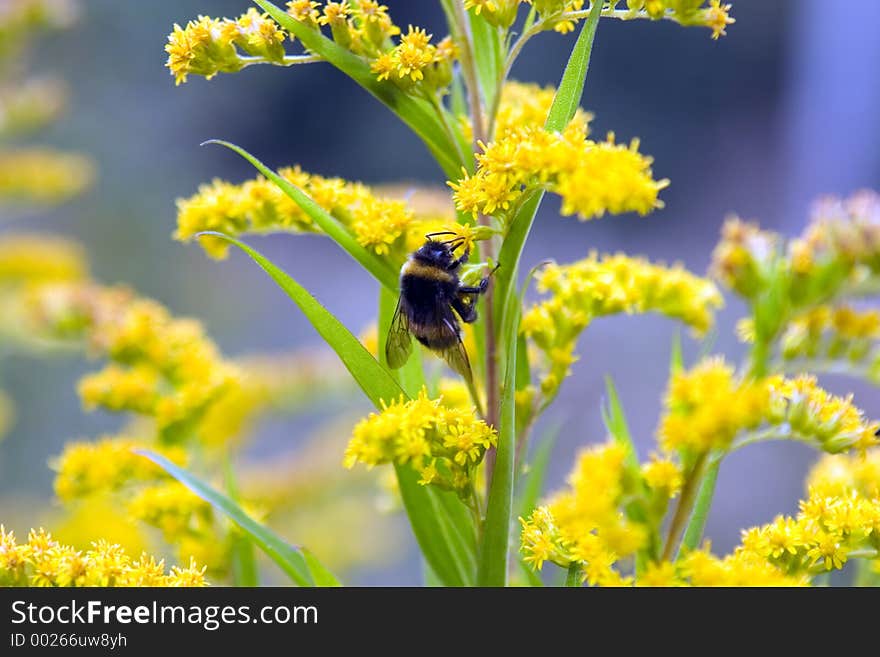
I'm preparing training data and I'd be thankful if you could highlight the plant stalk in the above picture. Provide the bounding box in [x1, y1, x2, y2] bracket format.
[661, 451, 709, 561]
[451, 1, 500, 480]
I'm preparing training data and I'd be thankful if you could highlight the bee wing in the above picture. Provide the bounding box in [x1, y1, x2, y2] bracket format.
[436, 315, 474, 386]
[385, 295, 413, 369]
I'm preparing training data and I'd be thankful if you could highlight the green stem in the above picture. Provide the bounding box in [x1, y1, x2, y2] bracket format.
[661, 452, 709, 561]
[565, 563, 583, 587]
[239, 54, 322, 68]
[427, 92, 468, 171]
[677, 455, 721, 556]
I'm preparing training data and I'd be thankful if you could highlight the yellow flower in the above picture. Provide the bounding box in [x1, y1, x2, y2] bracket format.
[659, 358, 767, 453]
[522, 253, 721, 400]
[637, 560, 681, 586]
[344, 388, 496, 492]
[52, 436, 187, 500]
[520, 440, 649, 582]
[449, 124, 667, 223]
[0, 233, 87, 285]
[286, 1, 321, 28]
[0, 526, 207, 587]
[641, 455, 683, 497]
[480, 81, 593, 141]
[0, 149, 93, 203]
[175, 167, 418, 261]
[165, 11, 290, 85]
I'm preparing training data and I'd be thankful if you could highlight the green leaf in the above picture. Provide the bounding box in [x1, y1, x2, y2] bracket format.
[517, 423, 558, 520]
[468, 9, 503, 113]
[303, 549, 342, 587]
[137, 450, 340, 586]
[601, 376, 639, 472]
[670, 329, 684, 375]
[205, 232, 403, 408]
[203, 140, 398, 292]
[477, 260, 521, 586]
[395, 465, 474, 586]
[494, 3, 603, 322]
[253, 0, 463, 178]
[224, 457, 259, 587]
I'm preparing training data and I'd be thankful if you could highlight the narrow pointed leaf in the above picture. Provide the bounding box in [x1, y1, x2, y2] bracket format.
[517, 424, 559, 520]
[205, 232, 403, 408]
[253, 0, 463, 177]
[468, 9, 503, 113]
[204, 140, 398, 292]
[224, 457, 259, 586]
[601, 376, 639, 471]
[679, 456, 721, 556]
[137, 450, 338, 586]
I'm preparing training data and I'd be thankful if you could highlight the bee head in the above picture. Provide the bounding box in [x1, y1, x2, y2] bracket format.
[417, 239, 455, 266]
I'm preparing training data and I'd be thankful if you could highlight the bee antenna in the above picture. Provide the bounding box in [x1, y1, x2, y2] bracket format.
[425, 231, 457, 240]
[444, 237, 466, 251]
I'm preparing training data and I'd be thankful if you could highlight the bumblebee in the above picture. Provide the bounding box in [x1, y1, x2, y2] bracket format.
[386, 232, 495, 384]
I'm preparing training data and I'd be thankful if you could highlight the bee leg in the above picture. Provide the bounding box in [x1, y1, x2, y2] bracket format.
[459, 276, 490, 295]
[451, 247, 470, 269]
[452, 295, 479, 323]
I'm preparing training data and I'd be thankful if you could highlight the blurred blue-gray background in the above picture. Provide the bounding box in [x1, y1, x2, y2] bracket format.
[2, 0, 879, 584]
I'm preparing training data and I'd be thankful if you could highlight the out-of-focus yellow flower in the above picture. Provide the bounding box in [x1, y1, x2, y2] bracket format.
[0, 233, 87, 285]
[0, 149, 93, 204]
[641, 454, 683, 498]
[522, 253, 721, 400]
[0, 77, 66, 137]
[449, 125, 667, 223]
[0, 389, 13, 441]
[28, 283, 240, 441]
[808, 450, 880, 500]
[51, 497, 149, 556]
[52, 436, 187, 501]
[0, 526, 207, 587]
[659, 358, 767, 453]
[677, 544, 804, 586]
[658, 359, 879, 455]
[344, 388, 496, 493]
[175, 168, 416, 261]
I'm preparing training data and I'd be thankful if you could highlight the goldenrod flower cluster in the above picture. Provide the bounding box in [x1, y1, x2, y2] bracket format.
[658, 358, 880, 455]
[176, 168, 487, 262]
[28, 283, 239, 440]
[520, 440, 677, 585]
[464, 0, 522, 29]
[0, 0, 76, 58]
[165, 9, 289, 85]
[0, 78, 65, 138]
[344, 389, 497, 493]
[638, 548, 804, 586]
[774, 305, 880, 376]
[461, 81, 593, 142]
[370, 26, 456, 91]
[737, 471, 880, 575]
[0, 526, 207, 587]
[715, 193, 880, 322]
[521, 253, 721, 399]
[449, 123, 667, 222]
[618, 1, 734, 39]
[52, 436, 187, 501]
[518, 441, 808, 586]
[0, 149, 93, 204]
[0, 233, 87, 286]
